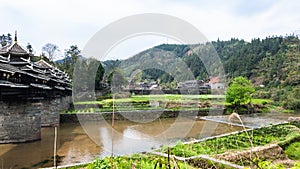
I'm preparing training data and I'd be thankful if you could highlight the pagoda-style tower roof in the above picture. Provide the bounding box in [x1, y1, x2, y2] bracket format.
[0, 32, 31, 64]
[34, 59, 54, 69]
[0, 43, 30, 56]
[0, 32, 72, 99]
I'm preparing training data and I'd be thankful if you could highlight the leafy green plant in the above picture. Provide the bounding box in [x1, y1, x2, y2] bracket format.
[284, 142, 300, 160]
[85, 154, 196, 169]
[226, 76, 255, 109]
[257, 160, 285, 169]
[164, 124, 298, 158]
[291, 162, 300, 169]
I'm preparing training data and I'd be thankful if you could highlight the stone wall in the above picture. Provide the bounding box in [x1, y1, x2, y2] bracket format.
[60, 109, 215, 123]
[0, 96, 71, 143]
[40, 96, 72, 127]
[0, 101, 41, 143]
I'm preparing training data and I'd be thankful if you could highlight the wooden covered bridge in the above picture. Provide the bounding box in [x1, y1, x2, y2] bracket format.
[0, 33, 72, 143]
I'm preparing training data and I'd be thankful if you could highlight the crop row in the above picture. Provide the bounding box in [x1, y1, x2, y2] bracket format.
[163, 123, 297, 158]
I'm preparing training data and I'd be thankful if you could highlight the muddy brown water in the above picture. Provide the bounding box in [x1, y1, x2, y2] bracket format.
[0, 112, 298, 168]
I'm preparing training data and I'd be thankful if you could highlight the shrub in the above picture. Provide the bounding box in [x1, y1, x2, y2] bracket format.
[284, 142, 300, 160]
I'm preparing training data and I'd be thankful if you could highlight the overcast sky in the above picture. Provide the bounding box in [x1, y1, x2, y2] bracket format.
[1, 0, 300, 60]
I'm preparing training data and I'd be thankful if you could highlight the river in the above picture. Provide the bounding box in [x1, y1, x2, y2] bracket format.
[0, 112, 298, 168]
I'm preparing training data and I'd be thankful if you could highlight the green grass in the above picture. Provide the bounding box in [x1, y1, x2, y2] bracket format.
[65, 154, 196, 169]
[62, 107, 211, 114]
[251, 99, 272, 105]
[132, 94, 225, 100]
[284, 142, 300, 160]
[281, 109, 295, 113]
[75, 94, 225, 105]
[68, 94, 273, 114]
[75, 95, 267, 107]
[162, 124, 300, 158]
[66, 94, 225, 114]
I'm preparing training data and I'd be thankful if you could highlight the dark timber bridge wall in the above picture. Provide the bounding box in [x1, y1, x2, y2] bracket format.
[0, 96, 71, 143]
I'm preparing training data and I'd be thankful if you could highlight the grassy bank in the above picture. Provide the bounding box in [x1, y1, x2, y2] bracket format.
[64, 94, 274, 114]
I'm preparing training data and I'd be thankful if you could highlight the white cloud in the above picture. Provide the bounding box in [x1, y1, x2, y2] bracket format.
[0, 0, 299, 59]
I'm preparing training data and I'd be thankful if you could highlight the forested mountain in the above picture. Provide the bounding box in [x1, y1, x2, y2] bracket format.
[113, 35, 300, 89]
[50, 35, 299, 109]
[213, 36, 299, 87]
[105, 35, 300, 109]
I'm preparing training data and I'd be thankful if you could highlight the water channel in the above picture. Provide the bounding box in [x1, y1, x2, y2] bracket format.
[0, 112, 299, 168]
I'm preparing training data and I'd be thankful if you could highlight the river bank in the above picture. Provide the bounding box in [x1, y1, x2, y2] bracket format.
[66, 94, 287, 120]
[57, 112, 300, 168]
[0, 117, 243, 168]
[60, 109, 220, 123]
[1, 111, 298, 168]
[60, 119, 300, 169]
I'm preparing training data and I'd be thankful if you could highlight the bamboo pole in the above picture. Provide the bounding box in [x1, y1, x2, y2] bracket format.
[111, 94, 115, 169]
[54, 126, 57, 168]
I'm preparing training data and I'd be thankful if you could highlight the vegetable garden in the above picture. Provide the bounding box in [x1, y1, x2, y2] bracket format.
[65, 121, 300, 169]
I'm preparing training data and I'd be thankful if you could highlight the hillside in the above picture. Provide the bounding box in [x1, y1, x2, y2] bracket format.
[112, 36, 299, 86]
[105, 35, 300, 109]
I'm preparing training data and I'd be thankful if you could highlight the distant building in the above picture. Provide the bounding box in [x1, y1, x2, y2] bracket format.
[127, 81, 159, 90]
[149, 84, 158, 90]
[209, 83, 225, 89]
[178, 80, 210, 94]
[208, 77, 225, 89]
[178, 80, 205, 89]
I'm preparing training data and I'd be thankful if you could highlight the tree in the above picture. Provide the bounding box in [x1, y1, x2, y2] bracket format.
[226, 76, 255, 109]
[129, 70, 143, 83]
[42, 43, 60, 62]
[107, 68, 128, 92]
[72, 57, 104, 91]
[81, 58, 105, 90]
[282, 87, 300, 110]
[0, 33, 12, 47]
[64, 45, 81, 78]
[26, 43, 34, 54]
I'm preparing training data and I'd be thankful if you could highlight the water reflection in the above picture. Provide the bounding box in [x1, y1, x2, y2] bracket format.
[203, 112, 300, 128]
[0, 118, 243, 168]
[0, 123, 102, 168]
